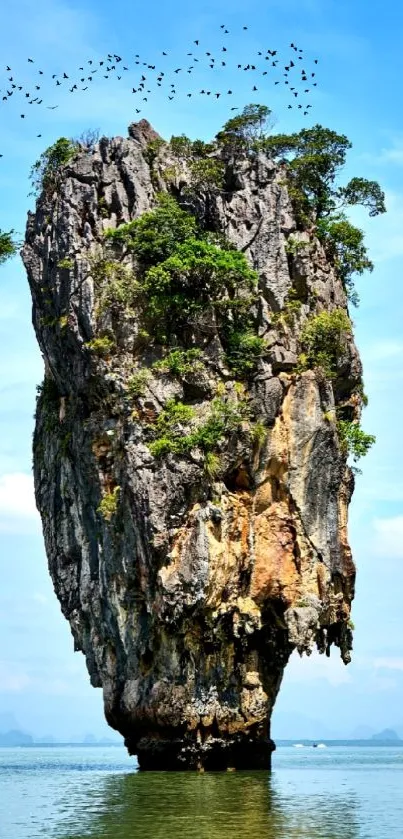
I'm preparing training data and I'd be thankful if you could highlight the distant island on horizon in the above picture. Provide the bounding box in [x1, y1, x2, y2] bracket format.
[1, 727, 402, 747]
[0, 729, 122, 747]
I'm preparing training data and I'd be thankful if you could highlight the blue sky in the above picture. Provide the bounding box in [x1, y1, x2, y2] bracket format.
[1, 0, 403, 741]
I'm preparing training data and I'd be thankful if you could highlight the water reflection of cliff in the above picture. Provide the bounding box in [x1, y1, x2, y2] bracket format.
[62, 770, 359, 839]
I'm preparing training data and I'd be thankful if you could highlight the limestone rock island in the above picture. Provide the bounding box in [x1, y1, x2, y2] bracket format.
[23, 117, 364, 770]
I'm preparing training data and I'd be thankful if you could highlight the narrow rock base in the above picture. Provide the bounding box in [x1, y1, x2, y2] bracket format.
[127, 734, 276, 771]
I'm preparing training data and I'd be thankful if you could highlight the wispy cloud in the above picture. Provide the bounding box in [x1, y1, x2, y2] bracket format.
[0, 472, 40, 533]
[363, 136, 403, 167]
[348, 190, 403, 263]
[283, 650, 352, 686]
[361, 340, 403, 363]
[0, 661, 31, 692]
[372, 515, 403, 559]
[374, 657, 403, 672]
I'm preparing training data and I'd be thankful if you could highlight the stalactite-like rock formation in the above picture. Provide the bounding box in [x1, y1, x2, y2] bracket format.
[23, 120, 360, 770]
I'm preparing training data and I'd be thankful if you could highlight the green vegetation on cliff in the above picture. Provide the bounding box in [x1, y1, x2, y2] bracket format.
[0, 230, 18, 265]
[237, 116, 384, 305]
[148, 393, 251, 460]
[337, 420, 375, 462]
[168, 105, 385, 306]
[30, 137, 80, 195]
[35, 106, 381, 470]
[298, 309, 352, 378]
[104, 193, 261, 367]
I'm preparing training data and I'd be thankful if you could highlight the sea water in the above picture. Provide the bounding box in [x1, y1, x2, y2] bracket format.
[0, 743, 402, 838]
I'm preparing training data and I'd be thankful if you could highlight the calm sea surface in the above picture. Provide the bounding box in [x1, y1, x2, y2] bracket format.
[1, 744, 402, 839]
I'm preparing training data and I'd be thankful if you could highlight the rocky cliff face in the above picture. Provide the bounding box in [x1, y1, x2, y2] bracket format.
[23, 120, 360, 770]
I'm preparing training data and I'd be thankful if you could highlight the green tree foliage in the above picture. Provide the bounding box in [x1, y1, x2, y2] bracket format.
[104, 194, 262, 375]
[154, 348, 204, 377]
[261, 125, 385, 220]
[143, 137, 165, 167]
[90, 257, 140, 313]
[337, 177, 386, 217]
[299, 309, 352, 378]
[148, 395, 250, 459]
[216, 104, 273, 156]
[224, 329, 265, 376]
[258, 123, 385, 300]
[141, 237, 257, 341]
[105, 194, 197, 272]
[337, 420, 375, 461]
[0, 230, 18, 265]
[191, 139, 215, 157]
[97, 486, 120, 521]
[169, 135, 193, 160]
[316, 216, 373, 305]
[30, 137, 80, 195]
[188, 158, 225, 192]
[169, 136, 215, 161]
[84, 335, 115, 356]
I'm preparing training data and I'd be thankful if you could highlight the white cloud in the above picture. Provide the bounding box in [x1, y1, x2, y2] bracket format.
[362, 340, 403, 363]
[347, 190, 403, 263]
[372, 515, 403, 559]
[360, 481, 403, 503]
[374, 657, 403, 672]
[284, 650, 352, 686]
[31, 593, 48, 605]
[0, 662, 31, 692]
[380, 147, 403, 166]
[365, 137, 403, 167]
[0, 472, 40, 532]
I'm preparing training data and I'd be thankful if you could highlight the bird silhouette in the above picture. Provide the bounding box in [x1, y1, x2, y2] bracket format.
[0, 26, 319, 152]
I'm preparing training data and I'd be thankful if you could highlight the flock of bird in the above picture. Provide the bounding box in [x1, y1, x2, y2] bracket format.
[0, 25, 319, 158]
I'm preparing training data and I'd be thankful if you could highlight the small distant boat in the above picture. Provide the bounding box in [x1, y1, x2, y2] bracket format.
[313, 743, 318, 748]
[293, 743, 304, 748]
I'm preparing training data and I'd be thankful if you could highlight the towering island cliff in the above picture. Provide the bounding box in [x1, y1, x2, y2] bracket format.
[23, 115, 374, 770]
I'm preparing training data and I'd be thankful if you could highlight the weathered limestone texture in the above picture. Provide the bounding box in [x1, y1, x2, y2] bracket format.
[23, 121, 360, 770]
